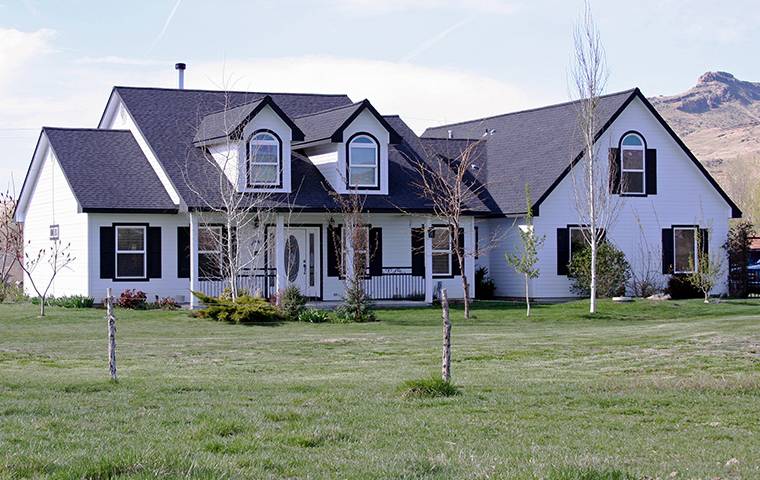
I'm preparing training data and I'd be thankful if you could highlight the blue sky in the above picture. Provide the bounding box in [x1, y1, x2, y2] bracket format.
[2, 0, 759, 190]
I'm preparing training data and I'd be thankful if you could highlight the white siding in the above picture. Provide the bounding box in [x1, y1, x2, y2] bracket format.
[478, 216, 530, 298]
[531, 96, 732, 298]
[23, 146, 88, 297]
[88, 213, 191, 302]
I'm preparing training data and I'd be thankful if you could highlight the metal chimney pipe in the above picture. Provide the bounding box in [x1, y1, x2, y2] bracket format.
[175, 63, 186, 89]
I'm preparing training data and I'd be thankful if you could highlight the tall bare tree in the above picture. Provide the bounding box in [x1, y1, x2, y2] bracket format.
[19, 240, 75, 316]
[411, 139, 487, 319]
[569, 0, 618, 314]
[182, 91, 283, 301]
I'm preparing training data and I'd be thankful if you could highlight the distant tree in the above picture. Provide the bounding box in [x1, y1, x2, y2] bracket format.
[0, 189, 23, 299]
[506, 187, 544, 316]
[687, 228, 724, 303]
[724, 220, 754, 298]
[18, 240, 75, 316]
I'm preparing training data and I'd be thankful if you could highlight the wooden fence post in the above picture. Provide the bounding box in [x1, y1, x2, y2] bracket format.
[441, 288, 451, 382]
[106, 288, 117, 381]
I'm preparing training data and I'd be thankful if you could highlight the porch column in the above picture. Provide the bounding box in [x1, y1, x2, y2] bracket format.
[424, 217, 434, 303]
[275, 214, 286, 298]
[344, 217, 355, 280]
[189, 212, 200, 309]
[464, 217, 476, 300]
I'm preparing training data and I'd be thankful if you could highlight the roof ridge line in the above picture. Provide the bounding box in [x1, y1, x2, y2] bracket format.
[43, 127, 132, 133]
[113, 85, 350, 97]
[201, 96, 266, 117]
[292, 100, 365, 120]
[425, 88, 638, 131]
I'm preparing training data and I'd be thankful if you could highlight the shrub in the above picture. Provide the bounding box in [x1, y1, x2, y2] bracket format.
[54, 295, 94, 308]
[298, 308, 330, 323]
[1, 282, 28, 303]
[219, 286, 250, 301]
[118, 289, 147, 309]
[192, 291, 283, 324]
[724, 220, 754, 298]
[568, 243, 631, 298]
[474, 266, 496, 300]
[334, 281, 376, 323]
[667, 274, 702, 300]
[280, 285, 306, 321]
[399, 377, 460, 399]
[158, 297, 179, 310]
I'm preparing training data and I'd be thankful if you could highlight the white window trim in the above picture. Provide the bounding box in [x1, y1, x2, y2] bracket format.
[198, 225, 223, 278]
[431, 226, 452, 277]
[673, 227, 698, 274]
[343, 226, 370, 274]
[115, 225, 147, 280]
[248, 132, 281, 187]
[49, 224, 59, 240]
[621, 133, 646, 194]
[348, 135, 379, 188]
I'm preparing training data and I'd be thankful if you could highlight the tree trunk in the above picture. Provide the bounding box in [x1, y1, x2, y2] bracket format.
[106, 288, 118, 381]
[39, 297, 45, 317]
[704, 291, 709, 304]
[525, 274, 531, 317]
[441, 288, 451, 382]
[589, 240, 597, 314]
[461, 273, 470, 320]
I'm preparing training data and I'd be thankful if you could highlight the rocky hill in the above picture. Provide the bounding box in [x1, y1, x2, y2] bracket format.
[650, 71, 760, 173]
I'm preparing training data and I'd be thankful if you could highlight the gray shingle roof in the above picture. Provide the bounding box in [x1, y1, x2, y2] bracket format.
[422, 89, 638, 215]
[43, 127, 176, 212]
[112, 86, 354, 209]
[293, 102, 365, 145]
[192, 98, 265, 144]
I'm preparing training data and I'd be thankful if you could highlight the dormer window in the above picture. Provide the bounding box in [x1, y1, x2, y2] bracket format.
[248, 130, 281, 187]
[621, 133, 645, 194]
[347, 133, 379, 189]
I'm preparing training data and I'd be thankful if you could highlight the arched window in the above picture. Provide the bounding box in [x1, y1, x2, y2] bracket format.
[248, 131, 281, 187]
[620, 133, 645, 194]
[347, 134, 378, 188]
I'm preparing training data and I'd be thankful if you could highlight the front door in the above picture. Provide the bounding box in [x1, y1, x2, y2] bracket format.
[283, 227, 321, 298]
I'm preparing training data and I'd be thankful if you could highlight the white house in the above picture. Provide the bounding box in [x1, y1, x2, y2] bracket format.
[15, 84, 739, 305]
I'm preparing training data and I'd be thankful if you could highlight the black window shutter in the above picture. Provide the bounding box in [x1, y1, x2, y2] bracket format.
[147, 226, 162, 279]
[609, 148, 621, 194]
[474, 226, 479, 259]
[662, 228, 674, 274]
[177, 226, 190, 279]
[645, 149, 657, 195]
[327, 225, 342, 277]
[700, 228, 709, 259]
[99, 226, 115, 279]
[557, 227, 569, 275]
[369, 227, 383, 277]
[452, 227, 464, 276]
[411, 227, 425, 277]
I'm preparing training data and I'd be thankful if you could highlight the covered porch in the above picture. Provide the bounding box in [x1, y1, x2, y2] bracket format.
[188, 212, 475, 307]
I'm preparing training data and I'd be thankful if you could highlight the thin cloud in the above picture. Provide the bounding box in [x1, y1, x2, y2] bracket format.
[148, 0, 183, 53]
[335, 0, 515, 15]
[399, 15, 475, 63]
[76, 56, 168, 66]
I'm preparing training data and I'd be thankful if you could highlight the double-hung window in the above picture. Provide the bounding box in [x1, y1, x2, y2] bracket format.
[348, 134, 378, 188]
[621, 133, 645, 194]
[198, 226, 223, 279]
[673, 227, 697, 274]
[431, 227, 452, 276]
[248, 131, 280, 187]
[115, 226, 146, 279]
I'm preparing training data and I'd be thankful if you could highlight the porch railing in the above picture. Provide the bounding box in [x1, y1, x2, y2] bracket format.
[197, 268, 277, 299]
[361, 266, 425, 301]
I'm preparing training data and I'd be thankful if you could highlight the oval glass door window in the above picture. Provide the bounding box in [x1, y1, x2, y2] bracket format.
[285, 235, 300, 282]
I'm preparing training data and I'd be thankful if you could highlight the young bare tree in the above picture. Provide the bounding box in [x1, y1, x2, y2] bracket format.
[569, 0, 619, 314]
[182, 91, 283, 302]
[19, 240, 75, 316]
[411, 139, 487, 319]
[506, 187, 545, 316]
[687, 228, 724, 303]
[328, 189, 376, 322]
[0, 189, 23, 299]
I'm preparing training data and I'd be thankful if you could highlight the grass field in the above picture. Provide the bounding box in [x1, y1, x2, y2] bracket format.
[1, 299, 759, 479]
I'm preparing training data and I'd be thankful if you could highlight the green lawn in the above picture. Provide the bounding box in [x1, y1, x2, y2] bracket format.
[1, 300, 759, 479]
